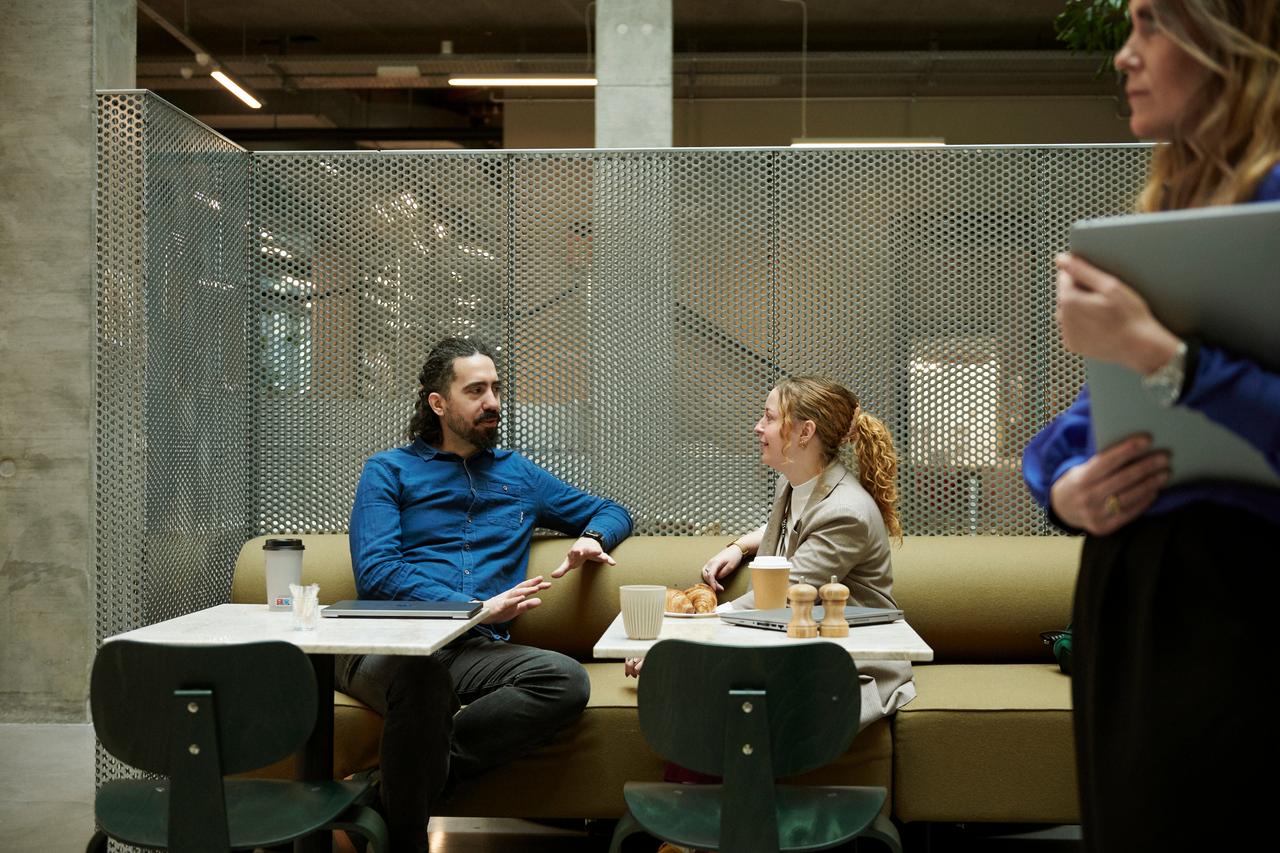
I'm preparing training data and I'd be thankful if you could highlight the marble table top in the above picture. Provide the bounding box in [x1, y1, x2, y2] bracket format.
[105, 603, 486, 656]
[592, 612, 934, 662]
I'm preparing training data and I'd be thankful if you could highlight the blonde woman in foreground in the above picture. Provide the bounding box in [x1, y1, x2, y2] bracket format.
[1023, 2, 1280, 849]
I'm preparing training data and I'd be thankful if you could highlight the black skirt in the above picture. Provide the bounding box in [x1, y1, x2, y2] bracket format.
[1073, 501, 1276, 852]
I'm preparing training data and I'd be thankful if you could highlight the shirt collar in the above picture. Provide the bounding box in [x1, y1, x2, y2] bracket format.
[410, 436, 503, 463]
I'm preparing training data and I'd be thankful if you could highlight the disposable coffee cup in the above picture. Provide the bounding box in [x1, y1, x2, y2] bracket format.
[749, 556, 792, 610]
[264, 538, 305, 611]
[619, 585, 666, 640]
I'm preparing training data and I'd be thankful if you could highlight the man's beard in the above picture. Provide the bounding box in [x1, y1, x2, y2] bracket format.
[447, 409, 500, 451]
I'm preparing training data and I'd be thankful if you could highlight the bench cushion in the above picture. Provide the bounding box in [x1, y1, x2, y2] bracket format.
[891, 537, 1080, 663]
[892, 664, 1078, 823]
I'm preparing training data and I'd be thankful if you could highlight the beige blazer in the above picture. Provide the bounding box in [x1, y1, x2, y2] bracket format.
[732, 460, 916, 729]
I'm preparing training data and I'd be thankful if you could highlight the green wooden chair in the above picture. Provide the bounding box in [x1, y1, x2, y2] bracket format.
[609, 640, 901, 853]
[86, 640, 388, 853]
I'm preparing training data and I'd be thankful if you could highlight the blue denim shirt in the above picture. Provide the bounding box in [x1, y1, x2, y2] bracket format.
[1023, 163, 1280, 528]
[350, 438, 633, 639]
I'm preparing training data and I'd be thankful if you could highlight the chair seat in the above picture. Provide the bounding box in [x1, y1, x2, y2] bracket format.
[95, 778, 370, 849]
[623, 781, 886, 852]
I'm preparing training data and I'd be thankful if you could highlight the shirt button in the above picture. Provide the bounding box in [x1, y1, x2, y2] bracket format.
[502, 485, 508, 492]
[464, 569, 471, 575]
[464, 543, 470, 550]
[466, 516, 472, 524]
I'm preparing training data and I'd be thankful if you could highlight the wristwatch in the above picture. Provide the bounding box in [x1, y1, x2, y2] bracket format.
[581, 529, 607, 548]
[1141, 340, 1188, 408]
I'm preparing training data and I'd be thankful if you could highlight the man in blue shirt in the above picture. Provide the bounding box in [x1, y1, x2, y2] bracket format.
[336, 336, 633, 852]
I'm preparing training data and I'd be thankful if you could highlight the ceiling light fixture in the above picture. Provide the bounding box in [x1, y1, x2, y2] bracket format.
[138, 1, 264, 109]
[448, 75, 598, 88]
[210, 70, 263, 109]
[791, 137, 947, 147]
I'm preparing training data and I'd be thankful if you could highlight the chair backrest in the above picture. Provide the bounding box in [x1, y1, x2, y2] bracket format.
[635, 640, 861, 779]
[91, 640, 317, 775]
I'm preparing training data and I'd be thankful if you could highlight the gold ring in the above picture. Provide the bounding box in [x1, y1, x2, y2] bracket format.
[1104, 494, 1122, 517]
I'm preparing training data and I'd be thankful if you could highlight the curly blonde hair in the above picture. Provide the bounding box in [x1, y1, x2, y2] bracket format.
[1136, 0, 1280, 211]
[774, 376, 902, 541]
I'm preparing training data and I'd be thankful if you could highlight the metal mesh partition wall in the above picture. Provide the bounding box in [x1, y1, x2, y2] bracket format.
[251, 145, 1148, 539]
[96, 92, 1152, 651]
[96, 92, 252, 647]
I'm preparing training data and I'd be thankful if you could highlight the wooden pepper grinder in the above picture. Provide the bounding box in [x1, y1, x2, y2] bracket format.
[787, 582, 818, 638]
[819, 574, 851, 638]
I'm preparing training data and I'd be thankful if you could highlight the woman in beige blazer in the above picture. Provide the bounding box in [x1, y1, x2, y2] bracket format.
[700, 376, 916, 729]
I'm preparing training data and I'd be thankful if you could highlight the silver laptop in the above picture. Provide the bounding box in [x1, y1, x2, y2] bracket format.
[720, 606, 902, 632]
[1071, 200, 1280, 489]
[322, 600, 482, 619]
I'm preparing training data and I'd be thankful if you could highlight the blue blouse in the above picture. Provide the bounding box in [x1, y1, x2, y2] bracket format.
[1023, 163, 1280, 527]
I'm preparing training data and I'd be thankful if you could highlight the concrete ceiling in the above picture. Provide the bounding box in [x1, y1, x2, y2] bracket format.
[135, 0, 1112, 147]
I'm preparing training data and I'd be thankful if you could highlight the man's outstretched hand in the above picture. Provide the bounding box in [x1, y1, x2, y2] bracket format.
[551, 536, 617, 578]
[480, 575, 552, 624]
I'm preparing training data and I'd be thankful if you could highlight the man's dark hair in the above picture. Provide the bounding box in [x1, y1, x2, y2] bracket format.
[408, 336, 499, 443]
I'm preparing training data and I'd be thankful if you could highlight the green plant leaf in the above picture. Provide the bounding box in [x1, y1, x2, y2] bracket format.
[1054, 0, 1130, 77]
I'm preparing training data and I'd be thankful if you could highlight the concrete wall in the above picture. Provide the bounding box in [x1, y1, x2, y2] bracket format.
[0, 0, 130, 722]
[506, 95, 1134, 149]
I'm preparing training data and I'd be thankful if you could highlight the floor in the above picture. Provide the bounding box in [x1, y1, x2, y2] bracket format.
[0, 723, 1080, 852]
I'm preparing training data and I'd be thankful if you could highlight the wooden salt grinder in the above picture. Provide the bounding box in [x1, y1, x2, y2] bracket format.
[819, 574, 851, 638]
[787, 583, 819, 638]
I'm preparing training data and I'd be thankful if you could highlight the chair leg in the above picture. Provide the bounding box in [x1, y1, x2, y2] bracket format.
[859, 814, 902, 853]
[330, 805, 390, 853]
[85, 830, 108, 853]
[608, 809, 650, 853]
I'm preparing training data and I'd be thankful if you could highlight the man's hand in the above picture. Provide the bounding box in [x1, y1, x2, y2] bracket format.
[1050, 435, 1171, 536]
[480, 575, 552, 624]
[551, 536, 617, 578]
[1055, 253, 1181, 375]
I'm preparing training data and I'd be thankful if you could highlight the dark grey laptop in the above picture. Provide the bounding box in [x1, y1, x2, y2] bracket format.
[720, 606, 902, 632]
[1071, 200, 1280, 489]
[322, 600, 482, 619]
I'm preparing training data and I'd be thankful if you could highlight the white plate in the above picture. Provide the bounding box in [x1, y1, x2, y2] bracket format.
[663, 611, 720, 619]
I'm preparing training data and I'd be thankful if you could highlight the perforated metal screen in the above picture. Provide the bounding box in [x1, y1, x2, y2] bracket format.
[97, 92, 252, 643]
[97, 92, 1152, 640]
[96, 93, 252, 797]
[250, 144, 1148, 540]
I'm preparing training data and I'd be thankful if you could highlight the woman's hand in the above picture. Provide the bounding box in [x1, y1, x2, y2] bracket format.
[700, 546, 745, 592]
[624, 657, 644, 678]
[1050, 435, 1171, 535]
[1055, 253, 1182, 375]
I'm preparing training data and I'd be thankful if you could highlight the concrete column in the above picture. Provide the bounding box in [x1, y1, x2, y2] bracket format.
[0, 0, 133, 722]
[595, 0, 672, 148]
[94, 0, 135, 88]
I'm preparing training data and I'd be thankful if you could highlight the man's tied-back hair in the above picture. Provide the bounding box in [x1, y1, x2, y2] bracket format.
[408, 336, 498, 443]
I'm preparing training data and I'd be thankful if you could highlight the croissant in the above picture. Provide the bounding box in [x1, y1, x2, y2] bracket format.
[665, 587, 695, 614]
[683, 583, 718, 614]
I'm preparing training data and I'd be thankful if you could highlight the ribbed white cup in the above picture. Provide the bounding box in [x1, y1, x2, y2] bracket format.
[619, 584, 666, 640]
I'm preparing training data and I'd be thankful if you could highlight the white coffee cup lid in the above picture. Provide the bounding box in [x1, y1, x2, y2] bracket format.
[749, 556, 791, 569]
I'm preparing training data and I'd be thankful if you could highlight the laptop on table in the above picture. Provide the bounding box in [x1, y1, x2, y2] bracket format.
[720, 606, 902, 632]
[322, 600, 482, 619]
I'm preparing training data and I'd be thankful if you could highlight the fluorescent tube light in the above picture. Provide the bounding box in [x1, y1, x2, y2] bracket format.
[791, 137, 945, 148]
[377, 65, 422, 78]
[448, 75, 598, 87]
[211, 70, 263, 109]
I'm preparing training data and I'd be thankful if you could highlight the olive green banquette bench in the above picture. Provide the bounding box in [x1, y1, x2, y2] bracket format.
[231, 533, 1081, 828]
